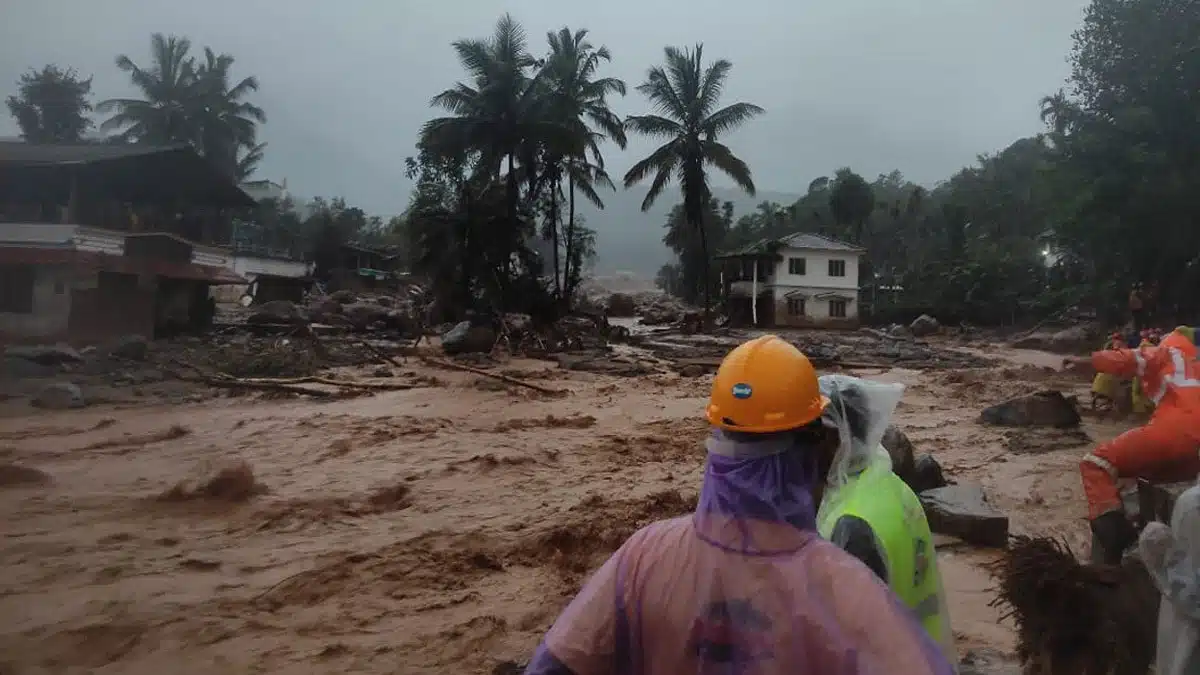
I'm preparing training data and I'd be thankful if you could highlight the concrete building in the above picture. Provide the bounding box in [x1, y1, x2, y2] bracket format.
[719, 232, 865, 328]
[217, 178, 313, 304]
[0, 142, 255, 343]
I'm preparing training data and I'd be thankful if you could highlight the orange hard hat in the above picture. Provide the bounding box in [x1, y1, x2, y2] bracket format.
[706, 335, 829, 433]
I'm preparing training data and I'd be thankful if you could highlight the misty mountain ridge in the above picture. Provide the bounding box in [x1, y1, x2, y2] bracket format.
[580, 185, 802, 278]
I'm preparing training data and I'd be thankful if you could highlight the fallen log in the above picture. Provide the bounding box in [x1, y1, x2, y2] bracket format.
[222, 375, 421, 391]
[419, 356, 565, 395]
[186, 376, 345, 398]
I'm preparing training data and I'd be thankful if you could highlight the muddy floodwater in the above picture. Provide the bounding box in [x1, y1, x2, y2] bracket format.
[0, 339, 1134, 674]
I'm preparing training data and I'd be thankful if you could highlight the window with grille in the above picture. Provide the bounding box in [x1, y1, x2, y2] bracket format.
[828, 259, 847, 277]
[788, 257, 806, 275]
[829, 299, 848, 318]
[787, 298, 806, 316]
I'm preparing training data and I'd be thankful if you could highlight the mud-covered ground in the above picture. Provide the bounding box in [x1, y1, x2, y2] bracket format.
[0, 334, 1135, 674]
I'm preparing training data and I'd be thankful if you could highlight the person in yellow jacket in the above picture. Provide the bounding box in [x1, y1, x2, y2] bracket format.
[815, 374, 955, 660]
[1091, 332, 1125, 411]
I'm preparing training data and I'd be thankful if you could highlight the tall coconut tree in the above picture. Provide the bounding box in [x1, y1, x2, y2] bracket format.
[541, 27, 626, 302]
[623, 44, 764, 322]
[421, 14, 547, 230]
[97, 33, 197, 144]
[193, 47, 266, 178]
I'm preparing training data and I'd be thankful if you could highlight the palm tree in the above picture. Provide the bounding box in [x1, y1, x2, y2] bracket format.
[623, 44, 763, 322]
[235, 142, 266, 181]
[97, 33, 197, 144]
[541, 27, 626, 303]
[193, 48, 266, 179]
[421, 14, 547, 230]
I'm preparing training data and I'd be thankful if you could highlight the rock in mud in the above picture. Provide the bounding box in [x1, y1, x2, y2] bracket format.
[1, 355, 57, 378]
[1010, 325, 1094, 353]
[606, 293, 637, 317]
[881, 424, 917, 484]
[109, 334, 149, 361]
[1003, 427, 1092, 454]
[919, 484, 1009, 548]
[442, 321, 496, 355]
[329, 289, 358, 304]
[908, 454, 948, 493]
[5, 344, 83, 366]
[31, 382, 86, 410]
[909, 314, 940, 337]
[339, 302, 391, 329]
[979, 390, 1081, 428]
[248, 300, 307, 325]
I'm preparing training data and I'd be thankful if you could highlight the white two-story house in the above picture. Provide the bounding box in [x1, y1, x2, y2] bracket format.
[719, 232, 865, 328]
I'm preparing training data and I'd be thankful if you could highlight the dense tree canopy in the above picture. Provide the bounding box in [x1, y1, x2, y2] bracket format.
[95, 33, 266, 179]
[5, 65, 94, 143]
[7, 0, 1197, 328]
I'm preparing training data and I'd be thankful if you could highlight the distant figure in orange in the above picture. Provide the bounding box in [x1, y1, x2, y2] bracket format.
[1067, 326, 1199, 564]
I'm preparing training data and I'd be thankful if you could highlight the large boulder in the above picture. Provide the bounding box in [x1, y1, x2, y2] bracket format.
[109, 334, 150, 361]
[909, 454, 948, 493]
[442, 321, 496, 355]
[979, 390, 1081, 428]
[5, 344, 83, 366]
[341, 302, 391, 330]
[1011, 325, 1095, 353]
[881, 424, 917, 485]
[247, 300, 307, 325]
[919, 484, 1009, 548]
[1047, 326, 1094, 352]
[31, 382, 86, 410]
[606, 293, 637, 317]
[330, 290, 358, 304]
[1, 356, 57, 378]
[909, 314, 940, 337]
[307, 298, 343, 323]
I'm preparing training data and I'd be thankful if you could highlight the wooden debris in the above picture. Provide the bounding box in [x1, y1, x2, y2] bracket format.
[420, 357, 565, 396]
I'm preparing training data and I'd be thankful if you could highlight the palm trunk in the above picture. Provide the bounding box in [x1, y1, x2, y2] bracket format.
[698, 217, 711, 327]
[563, 172, 577, 312]
[550, 176, 561, 300]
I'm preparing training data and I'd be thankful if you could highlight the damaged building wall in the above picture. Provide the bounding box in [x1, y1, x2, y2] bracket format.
[67, 271, 155, 344]
[0, 264, 73, 341]
[773, 290, 860, 329]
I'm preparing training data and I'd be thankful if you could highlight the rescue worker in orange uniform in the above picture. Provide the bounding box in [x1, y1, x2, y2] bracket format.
[1068, 326, 1200, 564]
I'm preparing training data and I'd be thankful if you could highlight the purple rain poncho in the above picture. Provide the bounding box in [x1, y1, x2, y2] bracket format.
[523, 427, 955, 675]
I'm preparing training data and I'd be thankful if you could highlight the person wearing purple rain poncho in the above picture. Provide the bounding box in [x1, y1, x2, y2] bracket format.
[522, 335, 955, 675]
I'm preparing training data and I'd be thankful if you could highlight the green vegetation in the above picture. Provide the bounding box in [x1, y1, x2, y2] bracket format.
[7, 0, 1198, 325]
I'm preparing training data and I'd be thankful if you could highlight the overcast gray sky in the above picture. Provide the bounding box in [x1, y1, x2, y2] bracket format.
[1, 0, 1088, 216]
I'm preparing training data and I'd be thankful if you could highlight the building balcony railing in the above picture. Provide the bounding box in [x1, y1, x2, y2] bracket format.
[0, 222, 232, 268]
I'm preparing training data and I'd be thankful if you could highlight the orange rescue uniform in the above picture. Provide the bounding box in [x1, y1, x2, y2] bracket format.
[1080, 330, 1200, 520]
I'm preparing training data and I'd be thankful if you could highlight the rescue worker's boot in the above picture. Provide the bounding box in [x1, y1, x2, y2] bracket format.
[1090, 509, 1137, 565]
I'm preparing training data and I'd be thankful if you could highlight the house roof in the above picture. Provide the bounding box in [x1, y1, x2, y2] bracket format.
[718, 231, 864, 258]
[0, 141, 256, 208]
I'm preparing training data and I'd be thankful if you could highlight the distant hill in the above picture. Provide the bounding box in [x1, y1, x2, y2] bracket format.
[580, 185, 802, 278]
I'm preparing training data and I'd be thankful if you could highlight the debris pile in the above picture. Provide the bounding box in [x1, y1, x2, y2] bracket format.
[992, 536, 1158, 675]
[440, 312, 624, 358]
[636, 328, 996, 373]
[230, 290, 422, 336]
